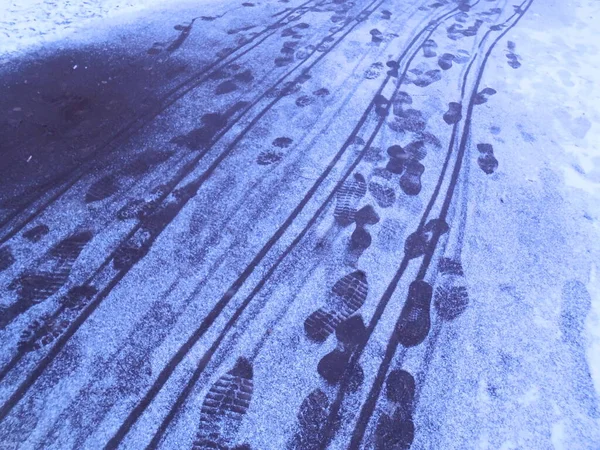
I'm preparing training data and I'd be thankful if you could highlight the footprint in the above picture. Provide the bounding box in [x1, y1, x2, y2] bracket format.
[374, 94, 390, 117]
[273, 136, 293, 147]
[317, 348, 364, 391]
[392, 92, 413, 116]
[215, 79, 239, 95]
[417, 131, 442, 152]
[351, 136, 366, 146]
[334, 173, 367, 226]
[216, 47, 235, 58]
[443, 102, 462, 125]
[313, 88, 330, 97]
[396, 280, 433, 347]
[447, 19, 483, 40]
[123, 150, 174, 177]
[386, 145, 410, 174]
[227, 24, 256, 35]
[297, 71, 312, 84]
[422, 39, 438, 58]
[275, 55, 294, 67]
[147, 20, 197, 55]
[336, 315, 367, 347]
[381, 10, 392, 19]
[377, 218, 405, 253]
[267, 80, 302, 98]
[364, 146, 384, 163]
[58, 285, 98, 311]
[454, 49, 470, 63]
[85, 175, 119, 203]
[438, 53, 455, 70]
[349, 205, 380, 257]
[380, 368, 416, 447]
[296, 95, 314, 107]
[369, 176, 396, 208]
[476, 143, 498, 174]
[480, 6, 502, 18]
[433, 258, 469, 321]
[18, 286, 97, 352]
[412, 69, 442, 88]
[193, 357, 253, 449]
[365, 62, 384, 79]
[375, 408, 415, 450]
[404, 219, 449, 259]
[172, 101, 248, 149]
[330, 14, 347, 24]
[316, 36, 335, 52]
[317, 348, 349, 384]
[289, 389, 335, 449]
[389, 109, 427, 133]
[355, 205, 380, 227]
[399, 160, 425, 196]
[23, 224, 50, 243]
[386, 60, 399, 78]
[454, 11, 469, 23]
[404, 140, 427, 161]
[370, 29, 383, 44]
[2, 230, 93, 330]
[281, 27, 297, 37]
[0, 246, 15, 272]
[386, 369, 415, 406]
[212, 63, 243, 80]
[234, 69, 254, 83]
[116, 191, 189, 270]
[304, 270, 368, 342]
[473, 87, 496, 105]
[117, 185, 168, 221]
[507, 54, 521, 69]
[256, 151, 283, 165]
[386, 144, 411, 173]
[16, 314, 69, 353]
[113, 228, 153, 271]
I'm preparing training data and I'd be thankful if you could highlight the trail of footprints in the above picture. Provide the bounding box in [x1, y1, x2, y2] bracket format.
[286, 3, 514, 448]
[171, 4, 499, 447]
[0, 0, 372, 362]
[1, 230, 92, 331]
[0, 0, 532, 448]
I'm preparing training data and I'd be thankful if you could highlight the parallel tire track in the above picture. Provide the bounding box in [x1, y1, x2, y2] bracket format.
[107, 4, 462, 449]
[322, 3, 534, 449]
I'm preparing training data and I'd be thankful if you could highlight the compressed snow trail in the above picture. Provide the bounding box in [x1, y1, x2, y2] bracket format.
[0, 0, 599, 449]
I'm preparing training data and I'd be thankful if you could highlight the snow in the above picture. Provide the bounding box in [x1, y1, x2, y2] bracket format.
[0, 0, 215, 57]
[0, 0, 599, 448]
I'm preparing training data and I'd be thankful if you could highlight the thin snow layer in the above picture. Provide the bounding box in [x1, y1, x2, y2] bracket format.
[0, 0, 599, 449]
[0, 0, 218, 57]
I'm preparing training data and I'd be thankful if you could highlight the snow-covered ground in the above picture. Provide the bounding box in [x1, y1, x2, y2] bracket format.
[0, 0, 215, 57]
[0, 0, 599, 449]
